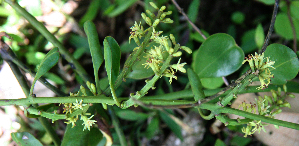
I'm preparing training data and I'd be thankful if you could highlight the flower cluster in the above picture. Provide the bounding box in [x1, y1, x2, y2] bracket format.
[129, 2, 192, 84]
[61, 82, 97, 131]
[242, 52, 275, 90]
[239, 85, 293, 137]
[242, 120, 266, 137]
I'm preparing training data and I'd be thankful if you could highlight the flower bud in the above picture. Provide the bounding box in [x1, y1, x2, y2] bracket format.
[80, 85, 87, 96]
[281, 102, 291, 108]
[153, 19, 160, 27]
[86, 81, 91, 89]
[180, 46, 192, 54]
[163, 18, 174, 23]
[168, 47, 174, 54]
[172, 51, 182, 57]
[150, 2, 159, 10]
[277, 87, 281, 96]
[272, 109, 282, 115]
[141, 13, 147, 22]
[164, 11, 172, 15]
[145, 17, 152, 26]
[91, 83, 96, 95]
[160, 6, 166, 11]
[283, 84, 287, 92]
[288, 94, 295, 98]
[277, 100, 283, 105]
[170, 34, 176, 45]
[146, 10, 155, 18]
[160, 13, 167, 20]
[264, 95, 273, 104]
[271, 89, 277, 101]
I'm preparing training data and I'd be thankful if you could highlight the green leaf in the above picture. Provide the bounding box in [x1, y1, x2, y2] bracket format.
[116, 109, 149, 121]
[84, 21, 104, 94]
[44, 73, 65, 85]
[187, 0, 200, 29]
[264, 44, 299, 84]
[126, 52, 154, 79]
[230, 136, 251, 146]
[11, 132, 43, 146]
[201, 77, 224, 89]
[274, 13, 299, 40]
[106, 0, 138, 17]
[255, 23, 265, 49]
[256, 0, 275, 5]
[30, 48, 60, 95]
[231, 11, 245, 24]
[193, 33, 244, 78]
[187, 68, 205, 101]
[290, 2, 299, 20]
[62, 120, 103, 146]
[145, 116, 159, 139]
[159, 111, 183, 140]
[79, 0, 101, 25]
[190, 30, 210, 43]
[103, 36, 121, 106]
[241, 29, 257, 53]
[215, 139, 227, 146]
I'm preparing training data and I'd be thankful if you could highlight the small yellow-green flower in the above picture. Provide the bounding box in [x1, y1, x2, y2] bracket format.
[171, 58, 187, 73]
[242, 52, 275, 90]
[65, 116, 78, 128]
[81, 115, 97, 131]
[129, 21, 144, 43]
[72, 99, 86, 110]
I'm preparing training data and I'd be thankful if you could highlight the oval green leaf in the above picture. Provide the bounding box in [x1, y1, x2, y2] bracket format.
[264, 44, 299, 84]
[187, 68, 205, 101]
[84, 21, 104, 94]
[193, 33, 244, 78]
[274, 13, 299, 40]
[11, 132, 43, 146]
[255, 23, 265, 49]
[103, 36, 121, 106]
[30, 48, 60, 95]
[201, 77, 224, 89]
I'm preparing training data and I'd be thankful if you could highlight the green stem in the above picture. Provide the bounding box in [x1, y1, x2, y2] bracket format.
[0, 96, 118, 106]
[199, 103, 299, 130]
[197, 108, 215, 120]
[5, 0, 92, 83]
[108, 107, 127, 146]
[220, 74, 257, 106]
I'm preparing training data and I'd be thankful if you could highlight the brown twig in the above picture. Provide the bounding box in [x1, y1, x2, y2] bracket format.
[286, 0, 297, 52]
[260, 0, 280, 54]
[171, 0, 207, 40]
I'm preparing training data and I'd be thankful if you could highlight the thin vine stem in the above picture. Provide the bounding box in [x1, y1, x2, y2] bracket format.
[260, 0, 280, 54]
[4, 0, 93, 83]
[171, 0, 207, 40]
